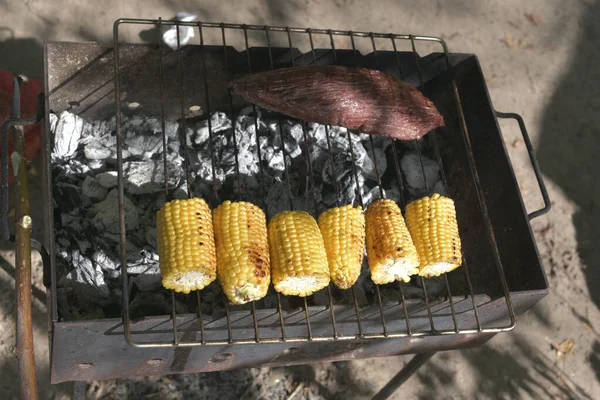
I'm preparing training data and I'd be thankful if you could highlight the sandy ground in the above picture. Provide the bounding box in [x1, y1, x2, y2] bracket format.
[1, 0, 599, 399]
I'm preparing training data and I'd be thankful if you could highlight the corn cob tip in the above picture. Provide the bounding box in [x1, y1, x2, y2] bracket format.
[418, 261, 461, 278]
[274, 274, 330, 297]
[162, 271, 215, 294]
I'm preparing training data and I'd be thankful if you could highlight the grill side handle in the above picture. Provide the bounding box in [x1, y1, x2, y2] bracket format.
[495, 111, 551, 220]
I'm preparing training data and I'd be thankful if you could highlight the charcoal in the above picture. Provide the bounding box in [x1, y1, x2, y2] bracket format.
[145, 227, 157, 248]
[91, 189, 139, 234]
[51, 107, 451, 317]
[129, 292, 188, 319]
[433, 180, 448, 196]
[362, 185, 385, 205]
[83, 134, 117, 160]
[77, 240, 92, 254]
[64, 251, 111, 306]
[312, 289, 331, 306]
[124, 134, 163, 157]
[81, 176, 108, 201]
[262, 147, 285, 172]
[55, 182, 91, 210]
[361, 146, 387, 182]
[50, 111, 85, 160]
[95, 171, 118, 188]
[54, 159, 91, 181]
[400, 152, 440, 192]
[92, 250, 119, 272]
[235, 106, 265, 140]
[122, 157, 181, 194]
[195, 112, 232, 145]
[132, 265, 162, 292]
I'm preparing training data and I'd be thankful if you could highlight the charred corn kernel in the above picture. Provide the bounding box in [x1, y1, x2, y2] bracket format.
[213, 201, 270, 305]
[365, 199, 420, 284]
[318, 205, 365, 290]
[156, 198, 217, 294]
[268, 211, 330, 297]
[405, 193, 462, 278]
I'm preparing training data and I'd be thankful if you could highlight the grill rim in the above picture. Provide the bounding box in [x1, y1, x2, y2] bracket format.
[38, 19, 548, 353]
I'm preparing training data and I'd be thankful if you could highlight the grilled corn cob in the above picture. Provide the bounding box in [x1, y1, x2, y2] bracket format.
[156, 198, 217, 294]
[268, 210, 330, 296]
[213, 201, 270, 304]
[405, 193, 462, 278]
[365, 199, 420, 284]
[318, 205, 365, 289]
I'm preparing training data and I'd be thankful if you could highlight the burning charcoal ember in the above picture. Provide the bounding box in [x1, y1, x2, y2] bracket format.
[50, 111, 85, 160]
[92, 250, 119, 272]
[81, 176, 108, 201]
[91, 189, 139, 234]
[122, 157, 181, 194]
[64, 251, 111, 306]
[124, 134, 164, 157]
[95, 171, 118, 188]
[400, 152, 440, 193]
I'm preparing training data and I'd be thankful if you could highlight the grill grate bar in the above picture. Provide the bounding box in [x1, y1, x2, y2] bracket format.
[325, 25, 364, 338]
[241, 24, 288, 341]
[221, 24, 262, 342]
[112, 19, 518, 347]
[367, 34, 418, 336]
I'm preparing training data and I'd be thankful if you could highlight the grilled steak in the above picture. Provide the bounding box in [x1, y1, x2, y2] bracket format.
[230, 66, 444, 141]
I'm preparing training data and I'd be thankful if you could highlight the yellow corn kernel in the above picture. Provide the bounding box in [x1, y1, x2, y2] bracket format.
[405, 193, 462, 278]
[318, 205, 365, 289]
[213, 200, 270, 304]
[156, 198, 217, 294]
[365, 199, 420, 284]
[268, 210, 330, 297]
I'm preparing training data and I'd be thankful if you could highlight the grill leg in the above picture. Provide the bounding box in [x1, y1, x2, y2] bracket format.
[371, 352, 435, 400]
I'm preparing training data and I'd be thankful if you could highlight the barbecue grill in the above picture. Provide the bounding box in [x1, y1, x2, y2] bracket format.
[3, 18, 551, 398]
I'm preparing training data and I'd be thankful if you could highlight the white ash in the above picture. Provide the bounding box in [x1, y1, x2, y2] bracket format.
[50, 111, 85, 160]
[400, 151, 441, 197]
[63, 250, 111, 306]
[51, 108, 445, 318]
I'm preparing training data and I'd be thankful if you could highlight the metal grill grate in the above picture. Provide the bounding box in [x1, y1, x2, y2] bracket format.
[112, 19, 515, 347]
